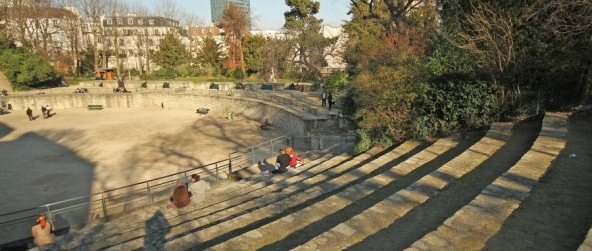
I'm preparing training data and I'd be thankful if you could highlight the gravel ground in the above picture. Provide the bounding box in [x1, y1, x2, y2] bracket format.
[0, 107, 284, 214]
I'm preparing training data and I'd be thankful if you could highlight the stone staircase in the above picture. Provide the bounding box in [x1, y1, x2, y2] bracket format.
[29, 113, 587, 251]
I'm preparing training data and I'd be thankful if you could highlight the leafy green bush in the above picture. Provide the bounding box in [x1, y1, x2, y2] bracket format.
[232, 68, 245, 79]
[152, 68, 174, 79]
[176, 64, 197, 78]
[419, 73, 500, 137]
[0, 43, 59, 90]
[352, 129, 372, 154]
[324, 72, 348, 92]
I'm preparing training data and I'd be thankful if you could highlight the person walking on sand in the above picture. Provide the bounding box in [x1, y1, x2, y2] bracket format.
[26, 107, 34, 121]
[45, 105, 52, 118]
[41, 106, 47, 119]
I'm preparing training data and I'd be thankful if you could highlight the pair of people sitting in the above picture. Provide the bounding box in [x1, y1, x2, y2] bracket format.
[113, 87, 129, 93]
[272, 146, 304, 174]
[167, 174, 211, 209]
[74, 88, 88, 93]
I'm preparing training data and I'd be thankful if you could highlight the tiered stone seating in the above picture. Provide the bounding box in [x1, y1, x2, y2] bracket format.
[39, 141, 424, 250]
[39, 146, 349, 249]
[111, 141, 424, 251]
[405, 113, 567, 251]
[209, 122, 512, 251]
[29, 112, 577, 251]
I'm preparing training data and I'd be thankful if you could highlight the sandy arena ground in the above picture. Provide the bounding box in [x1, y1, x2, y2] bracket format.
[0, 107, 283, 214]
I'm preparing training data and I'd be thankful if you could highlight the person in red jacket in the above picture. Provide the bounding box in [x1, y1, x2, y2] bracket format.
[286, 146, 304, 168]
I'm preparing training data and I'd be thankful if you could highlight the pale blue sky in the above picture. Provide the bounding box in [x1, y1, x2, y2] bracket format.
[124, 0, 351, 30]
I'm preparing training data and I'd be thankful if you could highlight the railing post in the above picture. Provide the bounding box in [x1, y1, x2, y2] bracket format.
[270, 138, 274, 157]
[251, 147, 255, 165]
[229, 156, 233, 175]
[147, 183, 153, 204]
[101, 193, 108, 221]
[45, 205, 52, 222]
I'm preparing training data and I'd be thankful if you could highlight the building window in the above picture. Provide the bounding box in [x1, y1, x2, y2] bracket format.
[210, 28, 214, 34]
[119, 39, 125, 46]
[154, 29, 159, 35]
[97, 37, 102, 43]
[138, 19, 143, 25]
[128, 49, 134, 55]
[128, 18, 133, 25]
[149, 19, 154, 25]
[107, 18, 112, 25]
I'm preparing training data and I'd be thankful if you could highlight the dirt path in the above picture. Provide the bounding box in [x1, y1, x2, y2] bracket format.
[0, 108, 284, 215]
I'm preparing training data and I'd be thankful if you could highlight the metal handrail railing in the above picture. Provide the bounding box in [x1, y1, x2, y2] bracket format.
[0, 133, 307, 246]
[242, 91, 319, 116]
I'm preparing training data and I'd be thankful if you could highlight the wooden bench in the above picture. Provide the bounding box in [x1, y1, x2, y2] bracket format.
[88, 105, 103, 111]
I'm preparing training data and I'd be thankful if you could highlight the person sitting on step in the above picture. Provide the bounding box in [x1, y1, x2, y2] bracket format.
[272, 149, 291, 174]
[31, 214, 56, 247]
[167, 180, 191, 209]
[260, 118, 271, 130]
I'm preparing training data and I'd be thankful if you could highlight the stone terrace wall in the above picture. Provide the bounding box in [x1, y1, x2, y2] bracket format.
[78, 81, 317, 92]
[1, 93, 306, 134]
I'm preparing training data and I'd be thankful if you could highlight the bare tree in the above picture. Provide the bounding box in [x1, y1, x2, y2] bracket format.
[457, 2, 516, 78]
[221, 3, 250, 72]
[103, 0, 128, 77]
[76, 0, 108, 70]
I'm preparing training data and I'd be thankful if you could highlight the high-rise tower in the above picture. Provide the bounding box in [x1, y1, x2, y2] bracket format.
[210, 0, 250, 25]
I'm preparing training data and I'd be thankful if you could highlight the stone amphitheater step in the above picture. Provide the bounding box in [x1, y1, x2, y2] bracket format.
[159, 136, 469, 251]
[46, 141, 424, 250]
[481, 112, 592, 251]
[212, 150, 350, 199]
[205, 135, 472, 251]
[282, 122, 518, 251]
[125, 140, 426, 251]
[403, 114, 567, 251]
[45, 149, 352, 250]
[59, 147, 340, 235]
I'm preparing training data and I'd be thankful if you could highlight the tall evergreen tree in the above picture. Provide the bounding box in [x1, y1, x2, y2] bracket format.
[284, 0, 336, 79]
[151, 33, 189, 78]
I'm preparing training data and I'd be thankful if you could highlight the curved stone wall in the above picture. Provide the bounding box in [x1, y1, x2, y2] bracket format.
[0, 93, 307, 134]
